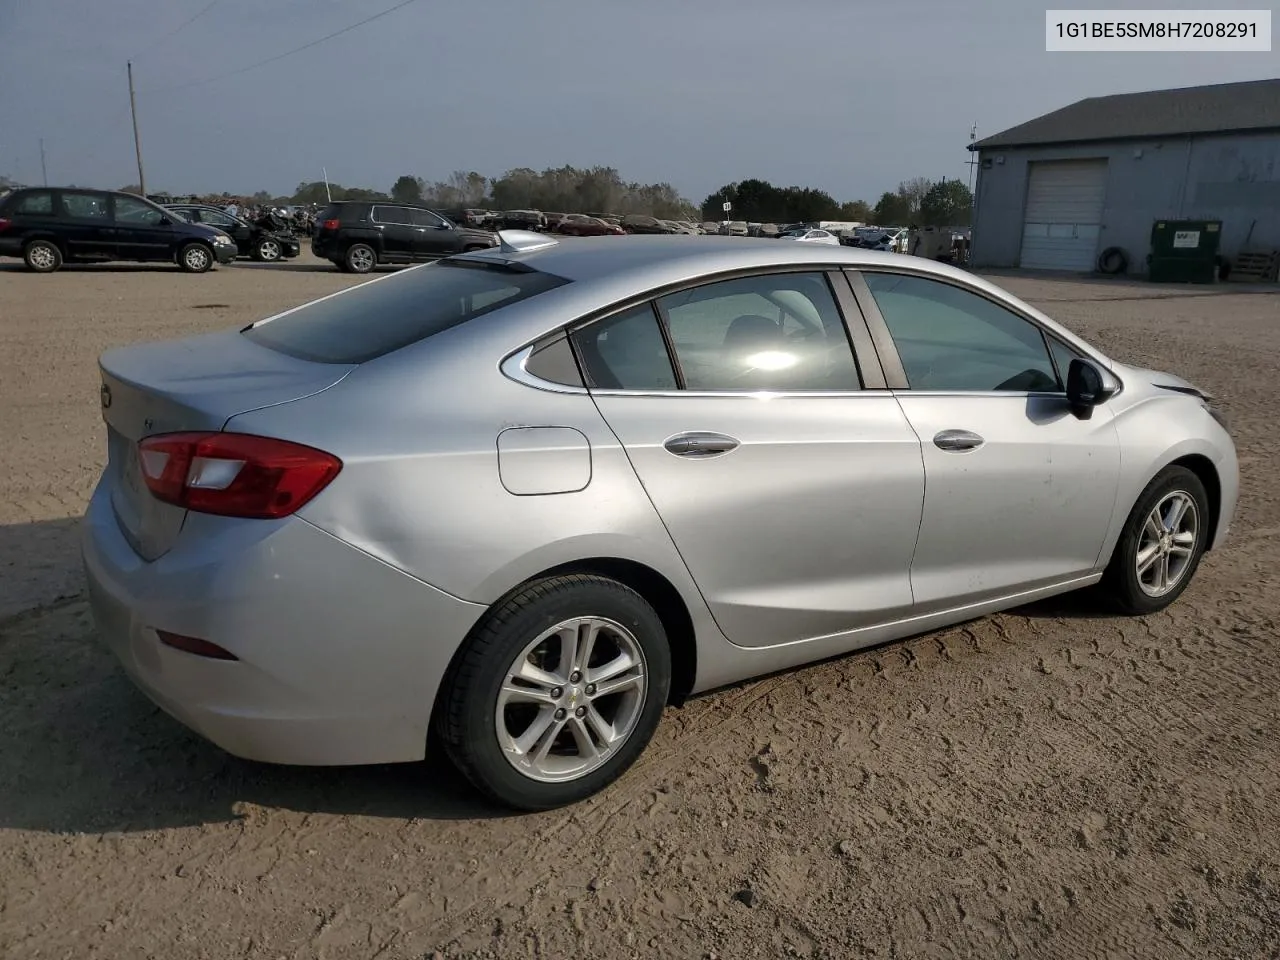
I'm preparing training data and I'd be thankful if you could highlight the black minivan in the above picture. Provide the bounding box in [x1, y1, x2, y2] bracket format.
[0, 187, 239, 273]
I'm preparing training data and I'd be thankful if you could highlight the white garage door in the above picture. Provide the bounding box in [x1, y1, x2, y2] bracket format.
[1019, 159, 1108, 271]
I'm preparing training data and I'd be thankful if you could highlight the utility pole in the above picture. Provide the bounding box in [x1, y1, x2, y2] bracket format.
[127, 61, 147, 196]
[966, 123, 979, 196]
[39, 139, 48, 186]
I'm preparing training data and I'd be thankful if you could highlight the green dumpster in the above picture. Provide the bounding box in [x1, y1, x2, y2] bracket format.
[1148, 219, 1221, 283]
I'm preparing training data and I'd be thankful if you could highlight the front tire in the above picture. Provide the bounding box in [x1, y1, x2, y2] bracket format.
[24, 239, 63, 273]
[178, 243, 214, 273]
[344, 243, 376, 274]
[437, 575, 671, 811]
[1100, 465, 1209, 615]
[253, 238, 283, 262]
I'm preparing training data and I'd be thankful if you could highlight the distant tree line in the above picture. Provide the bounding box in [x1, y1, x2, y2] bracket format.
[701, 176, 973, 227]
[273, 167, 698, 220]
[50, 166, 973, 228]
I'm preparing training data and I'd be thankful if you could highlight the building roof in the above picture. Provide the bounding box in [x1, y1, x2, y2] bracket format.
[971, 78, 1280, 150]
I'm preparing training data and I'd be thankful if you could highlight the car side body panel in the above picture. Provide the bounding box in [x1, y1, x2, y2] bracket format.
[225, 316, 730, 659]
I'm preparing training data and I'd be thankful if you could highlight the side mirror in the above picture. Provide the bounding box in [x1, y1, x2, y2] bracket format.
[1066, 357, 1118, 419]
[159, 216, 172, 226]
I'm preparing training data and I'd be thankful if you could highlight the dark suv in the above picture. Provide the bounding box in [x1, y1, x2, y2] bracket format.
[0, 187, 238, 273]
[312, 201, 498, 273]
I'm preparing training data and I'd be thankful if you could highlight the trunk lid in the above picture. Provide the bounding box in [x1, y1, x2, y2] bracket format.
[99, 328, 354, 560]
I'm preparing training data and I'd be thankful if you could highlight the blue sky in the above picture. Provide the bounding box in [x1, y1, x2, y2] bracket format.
[1, 0, 1275, 203]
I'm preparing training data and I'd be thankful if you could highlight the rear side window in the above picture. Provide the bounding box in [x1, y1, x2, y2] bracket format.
[372, 206, 413, 225]
[242, 260, 570, 364]
[12, 191, 54, 214]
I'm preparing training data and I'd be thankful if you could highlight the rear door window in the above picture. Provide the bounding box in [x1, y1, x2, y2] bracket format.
[372, 206, 414, 225]
[242, 260, 570, 363]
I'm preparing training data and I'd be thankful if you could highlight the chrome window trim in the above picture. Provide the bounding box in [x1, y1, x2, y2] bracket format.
[497, 259, 1125, 402]
[588, 388, 893, 400]
[500, 344, 589, 395]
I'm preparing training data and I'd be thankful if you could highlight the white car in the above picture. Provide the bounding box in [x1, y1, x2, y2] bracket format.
[781, 228, 840, 245]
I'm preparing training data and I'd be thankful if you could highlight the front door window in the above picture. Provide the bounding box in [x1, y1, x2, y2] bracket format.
[862, 272, 1060, 393]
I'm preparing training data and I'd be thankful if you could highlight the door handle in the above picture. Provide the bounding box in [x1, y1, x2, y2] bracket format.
[933, 429, 984, 452]
[663, 432, 739, 457]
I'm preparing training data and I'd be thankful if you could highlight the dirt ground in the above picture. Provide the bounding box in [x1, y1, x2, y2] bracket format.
[2, 253, 1279, 960]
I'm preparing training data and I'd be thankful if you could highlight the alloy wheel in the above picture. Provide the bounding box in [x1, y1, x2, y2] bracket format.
[495, 617, 648, 783]
[1135, 490, 1199, 597]
[349, 247, 375, 272]
[29, 245, 57, 270]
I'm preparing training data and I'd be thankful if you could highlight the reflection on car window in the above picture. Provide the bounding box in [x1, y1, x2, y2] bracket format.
[571, 304, 677, 390]
[243, 260, 570, 364]
[863, 272, 1059, 392]
[62, 192, 109, 220]
[656, 273, 861, 391]
[114, 196, 167, 226]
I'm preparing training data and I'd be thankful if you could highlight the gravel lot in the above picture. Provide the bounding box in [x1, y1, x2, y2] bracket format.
[2, 253, 1279, 959]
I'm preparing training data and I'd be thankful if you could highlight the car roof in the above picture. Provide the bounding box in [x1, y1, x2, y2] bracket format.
[457, 234, 954, 286]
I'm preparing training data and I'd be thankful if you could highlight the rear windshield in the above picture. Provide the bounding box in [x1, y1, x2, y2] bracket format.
[241, 259, 570, 364]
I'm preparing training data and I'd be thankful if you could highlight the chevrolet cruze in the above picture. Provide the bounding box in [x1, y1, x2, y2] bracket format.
[82, 233, 1238, 810]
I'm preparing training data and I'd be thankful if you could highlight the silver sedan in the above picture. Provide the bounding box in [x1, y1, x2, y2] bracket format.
[83, 233, 1239, 810]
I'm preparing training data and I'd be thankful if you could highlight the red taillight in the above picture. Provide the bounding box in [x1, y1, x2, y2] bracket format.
[155, 630, 239, 660]
[0, 217, 10, 233]
[137, 432, 342, 519]
[320, 218, 340, 231]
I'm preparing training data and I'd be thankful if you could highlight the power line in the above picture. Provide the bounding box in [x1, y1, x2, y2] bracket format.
[133, 0, 221, 58]
[140, 0, 420, 94]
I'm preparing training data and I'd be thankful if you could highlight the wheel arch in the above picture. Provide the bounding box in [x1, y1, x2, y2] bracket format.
[22, 232, 66, 252]
[1167, 453, 1222, 550]
[435, 556, 698, 716]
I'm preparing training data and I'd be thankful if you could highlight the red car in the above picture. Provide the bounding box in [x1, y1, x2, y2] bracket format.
[555, 215, 624, 237]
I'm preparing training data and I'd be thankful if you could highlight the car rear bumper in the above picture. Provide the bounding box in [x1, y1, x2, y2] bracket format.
[81, 476, 486, 766]
[0, 237, 23, 256]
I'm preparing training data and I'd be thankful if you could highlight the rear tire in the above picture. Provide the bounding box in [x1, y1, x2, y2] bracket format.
[436, 575, 671, 811]
[345, 243, 376, 274]
[24, 239, 63, 273]
[1099, 465, 1209, 615]
[178, 243, 214, 273]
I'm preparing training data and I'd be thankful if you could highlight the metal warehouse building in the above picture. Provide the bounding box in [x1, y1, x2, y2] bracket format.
[968, 78, 1280, 274]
